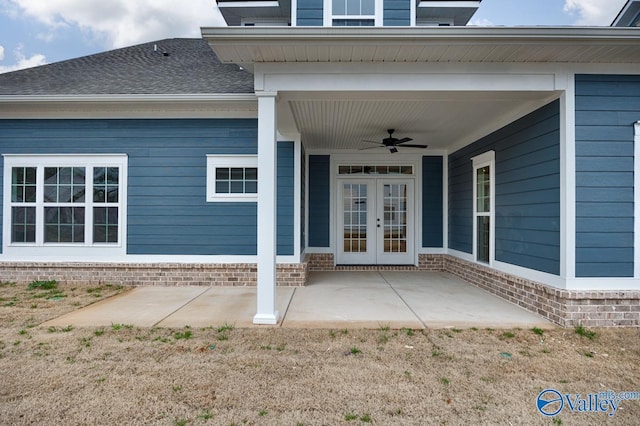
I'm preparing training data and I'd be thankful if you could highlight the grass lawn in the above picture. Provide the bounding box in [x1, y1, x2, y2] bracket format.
[0, 280, 639, 425]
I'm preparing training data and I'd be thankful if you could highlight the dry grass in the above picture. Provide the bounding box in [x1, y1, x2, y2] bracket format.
[0, 281, 639, 425]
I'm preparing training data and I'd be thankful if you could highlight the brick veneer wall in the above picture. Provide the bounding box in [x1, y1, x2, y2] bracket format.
[305, 253, 444, 272]
[443, 256, 640, 327]
[0, 262, 308, 287]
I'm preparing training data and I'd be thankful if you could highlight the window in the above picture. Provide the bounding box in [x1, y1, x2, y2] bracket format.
[207, 155, 258, 202]
[338, 165, 414, 175]
[3, 155, 127, 253]
[331, 0, 377, 26]
[472, 151, 495, 265]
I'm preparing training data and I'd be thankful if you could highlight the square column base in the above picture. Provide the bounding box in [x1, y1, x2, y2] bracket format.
[253, 311, 280, 325]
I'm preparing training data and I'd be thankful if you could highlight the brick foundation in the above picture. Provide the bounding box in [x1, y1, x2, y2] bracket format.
[0, 262, 308, 287]
[1, 255, 638, 327]
[305, 253, 444, 272]
[443, 256, 640, 327]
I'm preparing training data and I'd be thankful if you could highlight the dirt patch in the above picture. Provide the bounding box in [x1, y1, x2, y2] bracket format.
[0, 281, 639, 425]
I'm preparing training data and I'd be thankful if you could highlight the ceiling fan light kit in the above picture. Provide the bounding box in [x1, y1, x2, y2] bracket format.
[360, 129, 428, 153]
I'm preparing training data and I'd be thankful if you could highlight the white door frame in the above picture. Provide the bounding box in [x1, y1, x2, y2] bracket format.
[329, 153, 422, 266]
[336, 179, 376, 264]
[336, 176, 415, 265]
[376, 179, 415, 265]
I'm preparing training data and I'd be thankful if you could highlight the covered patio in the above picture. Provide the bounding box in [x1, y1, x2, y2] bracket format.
[196, 26, 640, 327]
[43, 271, 552, 329]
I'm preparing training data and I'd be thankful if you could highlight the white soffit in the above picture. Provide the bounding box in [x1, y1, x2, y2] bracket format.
[202, 27, 640, 64]
[283, 91, 558, 151]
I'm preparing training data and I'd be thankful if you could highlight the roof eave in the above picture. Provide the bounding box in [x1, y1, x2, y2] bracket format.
[201, 26, 640, 64]
[201, 25, 640, 41]
[0, 94, 259, 119]
[0, 94, 257, 103]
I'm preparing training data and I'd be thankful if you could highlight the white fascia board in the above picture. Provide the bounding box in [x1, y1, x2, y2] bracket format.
[418, 1, 480, 8]
[202, 26, 640, 42]
[218, 1, 280, 7]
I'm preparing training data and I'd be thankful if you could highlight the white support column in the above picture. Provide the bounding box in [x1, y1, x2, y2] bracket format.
[254, 91, 279, 325]
[558, 73, 576, 281]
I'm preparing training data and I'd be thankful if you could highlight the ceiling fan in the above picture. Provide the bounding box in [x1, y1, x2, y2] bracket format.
[360, 129, 428, 153]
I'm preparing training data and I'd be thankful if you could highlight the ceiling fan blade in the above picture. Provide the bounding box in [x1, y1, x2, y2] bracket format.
[360, 140, 383, 144]
[398, 144, 428, 149]
[395, 137, 414, 144]
[359, 145, 384, 150]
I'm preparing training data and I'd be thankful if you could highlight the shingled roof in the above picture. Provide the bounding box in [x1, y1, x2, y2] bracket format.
[0, 38, 254, 95]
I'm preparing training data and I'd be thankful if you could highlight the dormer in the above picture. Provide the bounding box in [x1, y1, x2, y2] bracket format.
[217, 0, 292, 27]
[216, 0, 481, 27]
[416, 1, 483, 27]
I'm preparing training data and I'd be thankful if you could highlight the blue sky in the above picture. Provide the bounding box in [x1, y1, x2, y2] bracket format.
[0, 0, 630, 73]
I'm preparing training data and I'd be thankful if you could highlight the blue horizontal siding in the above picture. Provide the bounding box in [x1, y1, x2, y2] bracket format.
[277, 142, 295, 256]
[0, 119, 296, 257]
[448, 100, 560, 275]
[422, 156, 443, 248]
[384, 0, 411, 26]
[575, 74, 640, 277]
[308, 155, 330, 247]
[297, 0, 323, 26]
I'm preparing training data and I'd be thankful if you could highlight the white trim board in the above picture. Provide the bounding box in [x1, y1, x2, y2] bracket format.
[635, 121, 640, 278]
[0, 255, 300, 264]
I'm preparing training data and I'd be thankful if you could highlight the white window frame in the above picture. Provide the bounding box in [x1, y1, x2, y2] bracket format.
[2, 154, 128, 257]
[206, 155, 258, 202]
[326, 0, 383, 26]
[472, 151, 495, 266]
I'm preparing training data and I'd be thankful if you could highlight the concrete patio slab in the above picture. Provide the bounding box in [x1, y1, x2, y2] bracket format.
[281, 271, 424, 329]
[381, 271, 553, 328]
[40, 271, 554, 329]
[156, 286, 295, 328]
[42, 286, 209, 328]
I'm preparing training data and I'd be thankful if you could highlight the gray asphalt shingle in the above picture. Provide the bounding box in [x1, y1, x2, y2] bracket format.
[0, 38, 254, 95]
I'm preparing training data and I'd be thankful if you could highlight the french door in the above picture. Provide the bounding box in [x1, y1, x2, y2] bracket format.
[337, 179, 414, 265]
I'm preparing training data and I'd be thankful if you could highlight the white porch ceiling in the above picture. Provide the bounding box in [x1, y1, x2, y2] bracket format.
[282, 91, 558, 151]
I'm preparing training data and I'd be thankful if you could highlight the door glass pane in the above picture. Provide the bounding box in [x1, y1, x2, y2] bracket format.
[477, 216, 490, 263]
[383, 183, 408, 253]
[343, 183, 367, 253]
